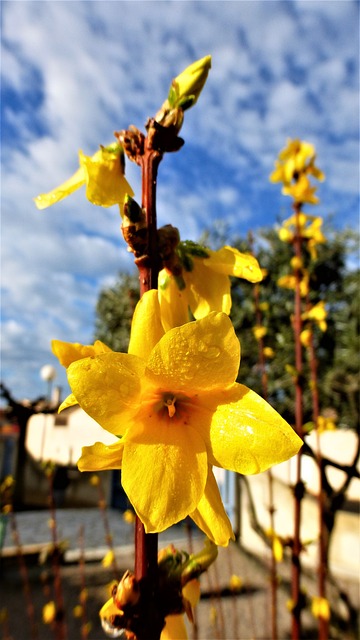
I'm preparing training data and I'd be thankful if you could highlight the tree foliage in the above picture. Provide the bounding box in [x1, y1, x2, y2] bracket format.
[93, 223, 359, 431]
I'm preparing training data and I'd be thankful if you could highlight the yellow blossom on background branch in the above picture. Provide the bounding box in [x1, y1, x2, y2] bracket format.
[270, 138, 324, 186]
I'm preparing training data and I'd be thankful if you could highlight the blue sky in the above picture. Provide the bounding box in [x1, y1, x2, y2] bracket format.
[1, 0, 359, 401]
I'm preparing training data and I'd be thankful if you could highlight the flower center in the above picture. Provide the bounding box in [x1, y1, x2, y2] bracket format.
[163, 395, 177, 418]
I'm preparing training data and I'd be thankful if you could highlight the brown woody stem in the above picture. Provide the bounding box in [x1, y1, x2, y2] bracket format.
[291, 203, 305, 640]
[134, 131, 164, 640]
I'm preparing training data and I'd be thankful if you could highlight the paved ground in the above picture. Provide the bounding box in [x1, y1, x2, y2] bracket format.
[1, 508, 359, 640]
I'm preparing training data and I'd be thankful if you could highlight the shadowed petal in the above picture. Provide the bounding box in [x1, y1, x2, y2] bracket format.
[190, 468, 234, 546]
[78, 441, 124, 471]
[128, 290, 165, 358]
[185, 264, 231, 318]
[122, 418, 207, 533]
[158, 269, 190, 331]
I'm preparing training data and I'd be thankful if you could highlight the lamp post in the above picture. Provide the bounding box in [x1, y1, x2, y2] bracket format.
[40, 364, 57, 402]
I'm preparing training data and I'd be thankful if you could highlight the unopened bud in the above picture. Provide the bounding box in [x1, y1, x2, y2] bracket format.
[168, 56, 212, 111]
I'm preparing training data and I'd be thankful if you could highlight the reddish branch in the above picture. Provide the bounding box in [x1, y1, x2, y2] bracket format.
[290, 204, 305, 640]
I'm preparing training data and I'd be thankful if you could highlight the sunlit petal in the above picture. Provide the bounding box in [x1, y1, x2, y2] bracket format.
[52, 339, 112, 368]
[34, 167, 85, 209]
[145, 312, 240, 392]
[67, 353, 145, 435]
[194, 384, 302, 474]
[206, 246, 262, 283]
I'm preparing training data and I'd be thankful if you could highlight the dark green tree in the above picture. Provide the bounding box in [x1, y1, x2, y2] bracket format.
[230, 224, 359, 431]
[94, 272, 139, 352]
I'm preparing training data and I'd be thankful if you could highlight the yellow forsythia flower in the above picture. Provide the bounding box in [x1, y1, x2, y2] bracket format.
[270, 138, 324, 185]
[89, 474, 100, 486]
[123, 509, 136, 524]
[282, 174, 319, 205]
[102, 550, 115, 568]
[73, 605, 83, 618]
[277, 273, 309, 298]
[311, 596, 330, 620]
[273, 536, 284, 563]
[43, 601, 56, 624]
[253, 325, 267, 341]
[263, 347, 275, 358]
[300, 328, 312, 347]
[229, 574, 243, 592]
[34, 143, 133, 211]
[55, 290, 301, 546]
[317, 415, 337, 432]
[302, 301, 327, 332]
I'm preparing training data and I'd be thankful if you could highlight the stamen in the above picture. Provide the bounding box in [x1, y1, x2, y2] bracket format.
[164, 396, 176, 418]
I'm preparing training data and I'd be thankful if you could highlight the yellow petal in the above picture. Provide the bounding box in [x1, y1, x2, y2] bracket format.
[122, 420, 207, 533]
[205, 246, 263, 283]
[171, 55, 211, 108]
[52, 339, 112, 368]
[161, 614, 188, 640]
[158, 270, 190, 331]
[183, 580, 201, 607]
[34, 167, 85, 210]
[78, 441, 124, 472]
[79, 147, 134, 207]
[100, 596, 123, 620]
[195, 384, 302, 474]
[58, 393, 78, 412]
[185, 261, 231, 318]
[102, 550, 115, 568]
[190, 468, 234, 546]
[273, 535, 284, 563]
[67, 353, 145, 435]
[311, 596, 330, 621]
[128, 290, 165, 358]
[145, 312, 240, 393]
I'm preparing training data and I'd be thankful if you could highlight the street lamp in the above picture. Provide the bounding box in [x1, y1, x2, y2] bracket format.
[40, 364, 57, 401]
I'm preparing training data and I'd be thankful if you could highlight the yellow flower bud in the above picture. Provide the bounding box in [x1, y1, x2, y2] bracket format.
[263, 347, 275, 358]
[43, 601, 56, 624]
[311, 596, 330, 620]
[169, 56, 212, 111]
[229, 574, 243, 592]
[73, 605, 83, 618]
[290, 256, 303, 270]
[300, 329, 312, 347]
[253, 325, 267, 341]
[102, 550, 115, 568]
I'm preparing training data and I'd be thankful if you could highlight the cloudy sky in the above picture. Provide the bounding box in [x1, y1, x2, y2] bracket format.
[1, 0, 359, 401]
